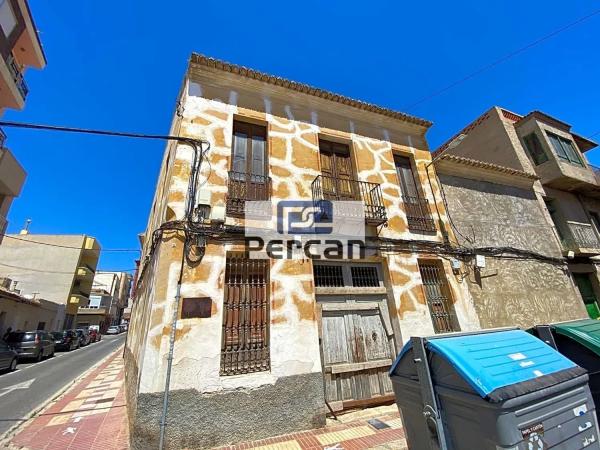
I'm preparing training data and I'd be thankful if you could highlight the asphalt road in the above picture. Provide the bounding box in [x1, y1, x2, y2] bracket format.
[0, 333, 126, 435]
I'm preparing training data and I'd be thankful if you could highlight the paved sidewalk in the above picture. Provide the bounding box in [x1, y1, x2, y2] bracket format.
[213, 407, 407, 450]
[4, 345, 406, 450]
[6, 347, 128, 450]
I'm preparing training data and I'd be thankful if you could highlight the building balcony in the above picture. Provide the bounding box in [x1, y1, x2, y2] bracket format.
[311, 175, 387, 226]
[76, 266, 95, 279]
[402, 195, 436, 233]
[6, 54, 28, 100]
[225, 171, 271, 216]
[561, 221, 600, 255]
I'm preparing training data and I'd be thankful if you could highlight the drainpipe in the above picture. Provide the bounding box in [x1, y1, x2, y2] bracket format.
[158, 244, 185, 450]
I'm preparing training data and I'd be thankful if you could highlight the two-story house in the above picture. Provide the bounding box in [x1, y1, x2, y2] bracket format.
[435, 106, 599, 321]
[125, 54, 480, 449]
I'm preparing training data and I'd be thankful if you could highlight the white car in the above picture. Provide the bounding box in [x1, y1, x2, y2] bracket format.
[106, 326, 120, 335]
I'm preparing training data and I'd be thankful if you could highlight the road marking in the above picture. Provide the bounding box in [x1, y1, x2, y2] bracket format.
[62, 426, 76, 435]
[0, 378, 35, 398]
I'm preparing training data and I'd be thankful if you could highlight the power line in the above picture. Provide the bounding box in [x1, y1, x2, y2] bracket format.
[404, 8, 600, 111]
[0, 120, 202, 146]
[0, 261, 135, 274]
[1, 233, 140, 252]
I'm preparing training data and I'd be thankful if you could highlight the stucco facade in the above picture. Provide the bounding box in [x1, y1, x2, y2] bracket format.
[436, 106, 600, 323]
[125, 55, 480, 449]
[435, 156, 586, 328]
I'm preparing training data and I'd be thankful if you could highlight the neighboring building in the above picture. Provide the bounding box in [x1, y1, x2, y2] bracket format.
[78, 271, 132, 330]
[0, 0, 45, 240]
[435, 107, 600, 320]
[0, 233, 100, 329]
[0, 277, 63, 334]
[125, 54, 481, 449]
[434, 154, 586, 328]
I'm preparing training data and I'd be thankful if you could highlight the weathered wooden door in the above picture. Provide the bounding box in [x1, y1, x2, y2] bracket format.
[318, 298, 396, 411]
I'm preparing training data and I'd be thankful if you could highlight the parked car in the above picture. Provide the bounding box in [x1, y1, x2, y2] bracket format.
[0, 340, 17, 371]
[106, 326, 120, 335]
[76, 328, 91, 346]
[5, 331, 55, 362]
[88, 329, 101, 343]
[119, 324, 127, 333]
[51, 330, 79, 351]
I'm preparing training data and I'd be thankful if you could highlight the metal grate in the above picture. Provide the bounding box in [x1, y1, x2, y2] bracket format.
[226, 171, 271, 216]
[221, 253, 270, 375]
[313, 265, 344, 287]
[402, 196, 436, 233]
[418, 262, 459, 333]
[350, 266, 379, 287]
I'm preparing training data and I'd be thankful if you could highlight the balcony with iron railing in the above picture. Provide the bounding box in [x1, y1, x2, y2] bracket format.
[311, 175, 387, 225]
[561, 221, 600, 255]
[6, 54, 28, 100]
[0, 128, 6, 148]
[402, 195, 436, 233]
[225, 171, 272, 216]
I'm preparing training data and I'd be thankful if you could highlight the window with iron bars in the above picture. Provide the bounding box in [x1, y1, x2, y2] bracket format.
[313, 263, 381, 288]
[220, 253, 270, 375]
[418, 261, 459, 333]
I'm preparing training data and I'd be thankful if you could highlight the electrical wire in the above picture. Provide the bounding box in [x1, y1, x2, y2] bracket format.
[1, 233, 140, 252]
[403, 8, 600, 111]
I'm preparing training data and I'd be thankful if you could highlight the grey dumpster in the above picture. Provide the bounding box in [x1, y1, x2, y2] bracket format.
[390, 329, 600, 449]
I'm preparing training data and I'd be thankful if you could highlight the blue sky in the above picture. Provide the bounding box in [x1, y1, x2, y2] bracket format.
[4, 1, 600, 272]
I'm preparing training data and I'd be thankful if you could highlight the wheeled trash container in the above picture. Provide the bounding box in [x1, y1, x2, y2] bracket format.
[390, 329, 600, 449]
[532, 319, 600, 409]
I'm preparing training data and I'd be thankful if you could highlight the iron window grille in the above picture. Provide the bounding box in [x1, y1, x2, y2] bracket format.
[220, 253, 270, 375]
[314, 264, 344, 287]
[350, 266, 380, 287]
[418, 261, 459, 333]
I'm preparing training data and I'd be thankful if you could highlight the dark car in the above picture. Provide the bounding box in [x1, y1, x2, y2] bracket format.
[88, 329, 101, 343]
[6, 331, 55, 362]
[0, 340, 17, 371]
[76, 328, 91, 347]
[51, 330, 79, 351]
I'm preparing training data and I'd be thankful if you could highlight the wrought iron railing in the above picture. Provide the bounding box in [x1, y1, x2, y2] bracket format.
[562, 221, 600, 250]
[225, 171, 271, 216]
[6, 54, 28, 99]
[311, 175, 387, 225]
[0, 127, 6, 148]
[402, 195, 436, 232]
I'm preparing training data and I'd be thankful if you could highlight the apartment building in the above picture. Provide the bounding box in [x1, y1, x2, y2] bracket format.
[0, 0, 45, 238]
[78, 271, 132, 331]
[0, 233, 100, 329]
[125, 54, 481, 449]
[433, 153, 586, 328]
[435, 107, 599, 320]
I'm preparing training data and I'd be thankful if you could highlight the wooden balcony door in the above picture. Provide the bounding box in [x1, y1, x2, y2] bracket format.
[319, 140, 356, 200]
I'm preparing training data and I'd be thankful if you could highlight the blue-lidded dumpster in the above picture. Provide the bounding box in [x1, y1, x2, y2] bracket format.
[390, 329, 600, 449]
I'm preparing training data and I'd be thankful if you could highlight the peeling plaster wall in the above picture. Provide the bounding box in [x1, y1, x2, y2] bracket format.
[125, 70, 482, 448]
[438, 173, 586, 328]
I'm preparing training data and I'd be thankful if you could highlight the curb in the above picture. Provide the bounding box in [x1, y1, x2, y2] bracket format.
[0, 343, 125, 447]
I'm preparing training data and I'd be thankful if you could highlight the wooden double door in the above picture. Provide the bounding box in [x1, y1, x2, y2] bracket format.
[319, 140, 357, 200]
[318, 295, 396, 411]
